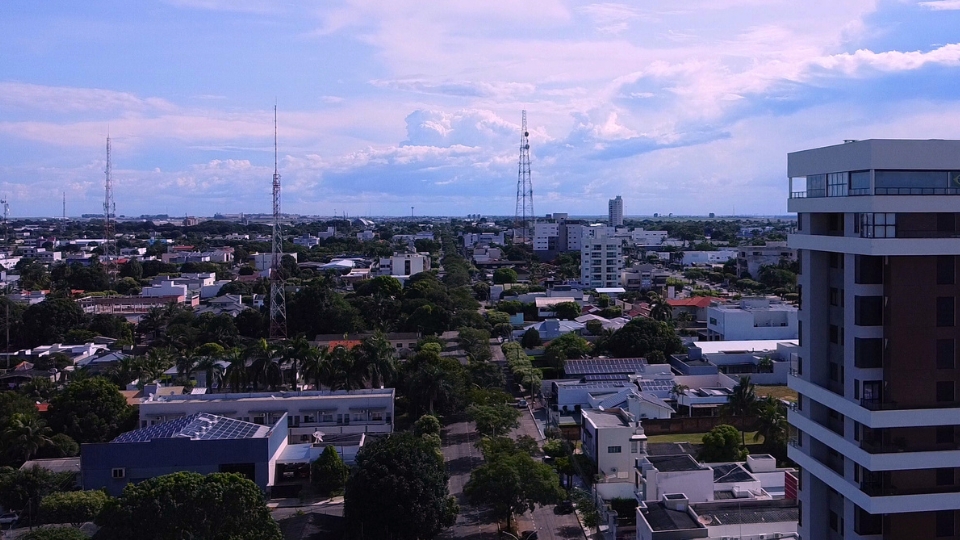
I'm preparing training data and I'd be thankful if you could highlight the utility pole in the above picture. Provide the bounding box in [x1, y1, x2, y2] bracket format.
[269, 105, 288, 340]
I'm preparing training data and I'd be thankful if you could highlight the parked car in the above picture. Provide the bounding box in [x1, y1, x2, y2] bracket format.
[0, 512, 18, 525]
[516, 399, 528, 408]
[555, 500, 574, 514]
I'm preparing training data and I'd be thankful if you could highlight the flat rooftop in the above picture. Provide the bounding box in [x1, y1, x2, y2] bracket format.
[712, 463, 756, 484]
[641, 502, 702, 532]
[645, 454, 707, 473]
[581, 408, 631, 428]
[693, 340, 797, 355]
[142, 388, 394, 403]
[692, 500, 799, 526]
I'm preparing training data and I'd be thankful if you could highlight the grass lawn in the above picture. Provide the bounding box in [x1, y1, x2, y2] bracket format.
[756, 385, 798, 402]
[647, 431, 762, 444]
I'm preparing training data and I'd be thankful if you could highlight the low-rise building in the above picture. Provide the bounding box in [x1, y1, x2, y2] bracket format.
[377, 253, 430, 277]
[736, 242, 795, 278]
[581, 407, 647, 482]
[139, 389, 395, 444]
[705, 297, 798, 341]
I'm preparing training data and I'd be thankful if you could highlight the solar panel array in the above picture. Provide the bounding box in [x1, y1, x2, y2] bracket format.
[582, 374, 630, 382]
[564, 358, 646, 376]
[638, 379, 675, 393]
[113, 413, 266, 443]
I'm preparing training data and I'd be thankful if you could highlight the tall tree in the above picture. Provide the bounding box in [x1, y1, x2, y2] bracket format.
[723, 376, 761, 445]
[95, 472, 282, 540]
[355, 331, 397, 388]
[21, 298, 87, 348]
[344, 433, 458, 540]
[3, 413, 52, 464]
[48, 377, 133, 443]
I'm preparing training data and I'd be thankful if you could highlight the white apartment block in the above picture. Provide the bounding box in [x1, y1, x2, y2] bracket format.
[580, 407, 647, 481]
[139, 389, 395, 444]
[581, 227, 624, 288]
[737, 241, 797, 278]
[377, 253, 430, 277]
[706, 297, 798, 341]
[787, 139, 960, 539]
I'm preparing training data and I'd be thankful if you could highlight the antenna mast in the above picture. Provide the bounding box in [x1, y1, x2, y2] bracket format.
[0, 197, 8, 249]
[514, 110, 534, 244]
[269, 105, 287, 340]
[103, 136, 117, 282]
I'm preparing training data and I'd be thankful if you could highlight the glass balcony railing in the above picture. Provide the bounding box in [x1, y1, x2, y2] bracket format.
[790, 187, 960, 199]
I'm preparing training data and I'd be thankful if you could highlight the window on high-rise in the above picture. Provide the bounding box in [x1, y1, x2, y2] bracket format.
[937, 510, 955, 537]
[938, 339, 956, 369]
[939, 256, 956, 285]
[938, 426, 955, 444]
[937, 468, 955, 486]
[938, 297, 956, 327]
[937, 381, 956, 403]
[855, 296, 883, 326]
[855, 255, 883, 284]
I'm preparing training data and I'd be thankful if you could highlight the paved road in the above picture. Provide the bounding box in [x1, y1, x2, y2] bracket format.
[496, 339, 585, 540]
[439, 419, 499, 540]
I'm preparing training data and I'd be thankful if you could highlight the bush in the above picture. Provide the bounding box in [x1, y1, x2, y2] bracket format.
[311, 446, 350, 495]
[520, 327, 541, 348]
[40, 490, 109, 527]
[699, 424, 748, 462]
[21, 528, 89, 540]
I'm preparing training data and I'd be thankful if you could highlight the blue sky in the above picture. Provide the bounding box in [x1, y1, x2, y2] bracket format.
[3, 0, 960, 217]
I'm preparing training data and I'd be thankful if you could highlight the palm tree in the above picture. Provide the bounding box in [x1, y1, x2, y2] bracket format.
[724, 375, 760, 445]
[223, 347, 248, 392]
[754, 396, 787, 451]
[356, 331, 397, 389]
[175, 348, 200, 386]
[647, 292, 673, 322]
[330, 345, 359, 390]
[246, 338, 282, 391]
[196, 355, 226, 392]
[3, 413, 52, 463]
[302, 346, 332, 391]
[670, 383, 690, 415]
[278, 335, 315, 390]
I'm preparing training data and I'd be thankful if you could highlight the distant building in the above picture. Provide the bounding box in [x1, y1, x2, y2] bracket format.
[608, 195, 624, 226]
[377, 253, 429, 277]
[705, 297, 798, 341]
[736, 242, 795, 278]
[580, 227, 624, 288]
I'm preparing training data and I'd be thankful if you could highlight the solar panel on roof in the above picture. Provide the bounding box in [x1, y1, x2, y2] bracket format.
[565, 358, 645, 376]
[113, 413, 266, 443]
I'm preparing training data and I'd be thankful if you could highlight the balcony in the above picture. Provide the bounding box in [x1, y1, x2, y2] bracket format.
[789, 187, 960, 198]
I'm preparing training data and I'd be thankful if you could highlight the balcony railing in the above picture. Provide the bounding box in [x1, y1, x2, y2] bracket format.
[790, 187, 960, 198]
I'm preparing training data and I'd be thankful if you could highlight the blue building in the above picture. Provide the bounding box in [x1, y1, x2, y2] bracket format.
[81, 412, 289, 496]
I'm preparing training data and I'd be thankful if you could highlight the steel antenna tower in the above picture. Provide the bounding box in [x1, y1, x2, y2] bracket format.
[514, 110, 534, 244]
[269, 105, 287, 340]
[103, 136, 117, 282]
[0, 197, 8, 248]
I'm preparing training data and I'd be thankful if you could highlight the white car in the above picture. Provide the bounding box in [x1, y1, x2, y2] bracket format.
[0, 512, 18, 525]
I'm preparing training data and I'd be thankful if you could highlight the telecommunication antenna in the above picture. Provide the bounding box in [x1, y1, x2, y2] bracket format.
[103, 136, 117, 282]
[269, 105, 287, 340]
[61, 192, 66, 237]
[514, 110, 534, 244]
[0, 197, 8, 248]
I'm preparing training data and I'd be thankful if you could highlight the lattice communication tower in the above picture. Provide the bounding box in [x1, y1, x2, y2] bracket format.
[269, 106, 288, 340]
[514, 110, 534, 244]
[103, 136, 117, 282]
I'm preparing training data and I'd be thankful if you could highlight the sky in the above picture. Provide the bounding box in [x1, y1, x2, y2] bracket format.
[3, 1, 960, 218]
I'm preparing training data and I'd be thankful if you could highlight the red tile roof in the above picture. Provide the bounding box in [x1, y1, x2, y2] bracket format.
[667, 297, 714, 308]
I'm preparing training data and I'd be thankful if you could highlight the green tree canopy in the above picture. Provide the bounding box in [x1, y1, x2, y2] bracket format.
[520, 327, 541, 348]
[95, 472, 282, 540]
[601, 318, 683, 360]
[311, 445, 349, 495]
[552, 301, 582, 320]
[467, 403, 521, 438]
[48, 377, 134, 444]
[492, 268, 518, 285]
[465, 443, 564, 529]
[344, 433, 458, 540]
[40, 489, 109, 527]
[699, 424, 748, 462]
[22, 298, 87, 348]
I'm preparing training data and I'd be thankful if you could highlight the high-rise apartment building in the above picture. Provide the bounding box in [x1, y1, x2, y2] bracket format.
[787, 139, 960, 539]
[581, 226, 623, 288]
[609, 195, 623, 226]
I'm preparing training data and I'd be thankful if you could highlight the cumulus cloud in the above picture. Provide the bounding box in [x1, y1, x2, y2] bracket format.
[813, 43, 960, 74]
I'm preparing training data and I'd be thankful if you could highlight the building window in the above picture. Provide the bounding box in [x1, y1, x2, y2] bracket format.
[938, 340, 956, 369]
[321, 413, 334, 423]
[860, 213, 896, 238]
[938, 468, 956, 486]
[937, 510, 955, 537]
[371, 411, 384, 422]
[938, 426, 955, 444]
[937, 381, 955, 403]
[829, 510, 839, 532]
[828, 172, 848, 197]
[938, 297, 956, 327]
[855, 296, 883, 326]
[631, 441, 638, 453]
[302, 414, 316, 423]
[855, 255, 884, 284]
[252, 415, 265, 425]
[854, 338, 883, 368]
[830, 287, 840, 306]
[939, 256, 956, 285]
[939, 213, 957, 234]
[607, 446, 622, 454]
[111, 468, 125, 479]
[829, 325, 839, 344]
[300, 434, 311, 442]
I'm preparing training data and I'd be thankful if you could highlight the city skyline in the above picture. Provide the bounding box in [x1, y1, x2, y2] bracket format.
[3, 1, 960, 217]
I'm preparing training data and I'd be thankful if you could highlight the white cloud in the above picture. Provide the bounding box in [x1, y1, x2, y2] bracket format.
[813, 43, 960, 74]
[918, 0, 960, 10]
